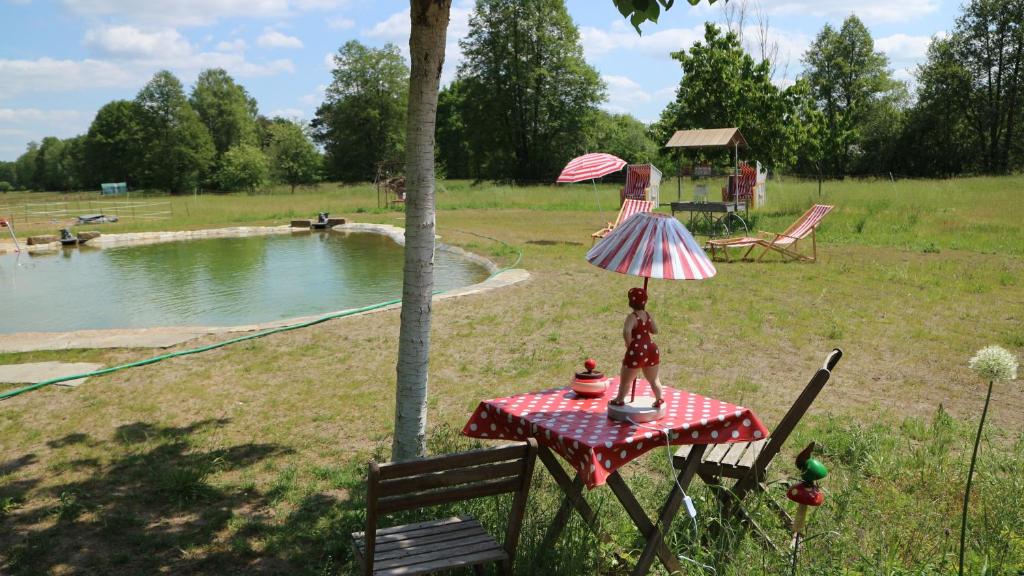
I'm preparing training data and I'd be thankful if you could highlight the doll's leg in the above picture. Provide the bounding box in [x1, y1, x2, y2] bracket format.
[641, 365, 664, 406]
[612, 366, 639, 405]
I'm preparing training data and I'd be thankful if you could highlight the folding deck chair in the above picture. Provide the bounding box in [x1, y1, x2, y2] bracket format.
[707, 204, 833, 262]
[673, 349, 842, 546]
[591, 198, 654, 243]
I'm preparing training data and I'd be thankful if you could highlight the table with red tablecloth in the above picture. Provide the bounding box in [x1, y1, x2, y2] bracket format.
[462, 377, 769, 575]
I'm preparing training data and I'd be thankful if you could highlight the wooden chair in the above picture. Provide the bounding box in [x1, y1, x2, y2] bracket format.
[673, 349, 842, 541]
[353, 439, 538, 576]
[591, 198, 654, 244]
[707, 204, 834, 262]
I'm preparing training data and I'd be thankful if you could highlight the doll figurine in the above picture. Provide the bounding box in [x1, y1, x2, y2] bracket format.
[609, 287, 664, 407]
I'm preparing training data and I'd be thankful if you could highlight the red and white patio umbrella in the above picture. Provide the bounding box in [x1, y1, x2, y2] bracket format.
[556, 152, 628, 210]
[586, 211, 715, 402]
[586, 211, 716, 287]
[557, 153, 627, 183]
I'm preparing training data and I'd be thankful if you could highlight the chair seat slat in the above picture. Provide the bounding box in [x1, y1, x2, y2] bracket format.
[372, 540, 506, 573]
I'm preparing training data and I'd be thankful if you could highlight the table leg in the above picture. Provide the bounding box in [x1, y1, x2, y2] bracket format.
[538, 444, 602, 548]
[606, 472, 681, 574]
[631, 444, 707, 576]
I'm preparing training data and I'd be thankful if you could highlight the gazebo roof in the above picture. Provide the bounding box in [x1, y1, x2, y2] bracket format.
[665, 128, 747, 149]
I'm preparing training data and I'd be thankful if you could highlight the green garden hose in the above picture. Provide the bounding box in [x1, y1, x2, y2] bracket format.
[0, 237, 523, 402]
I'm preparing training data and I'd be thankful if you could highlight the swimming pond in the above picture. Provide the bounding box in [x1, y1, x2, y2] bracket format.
[0, 231, 490, 333]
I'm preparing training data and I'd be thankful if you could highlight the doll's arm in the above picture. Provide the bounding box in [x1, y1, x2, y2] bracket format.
[622, 315, 635, 345]
[648, 313, 659, 334]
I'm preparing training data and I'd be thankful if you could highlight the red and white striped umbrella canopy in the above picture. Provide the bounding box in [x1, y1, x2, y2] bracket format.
[556, 153, 627, 183]
[586, 212, 716, 280]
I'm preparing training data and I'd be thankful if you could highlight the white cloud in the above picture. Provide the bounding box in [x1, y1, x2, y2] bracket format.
[0, 108, 84, 124]
[362, 10, 408, 42]
[324, 51, 335, 70]
[0, 58, 134, 99]
[0, 108, 90, 159]
[581, 21, 705, 61]
[216, 38, 247, 52]
[258, 30, 303, 48]
[269, 107, 306, 119]
[766, 0, 939, 24]
[875, 33, 934, 61]
[299, 84, 326, 106]
[84, 25, 193, 59]
[327, 16, 355, 30]
[360, 1, 476, 85]
[61, 0, 348, 26]
[604, 75, 651, 101]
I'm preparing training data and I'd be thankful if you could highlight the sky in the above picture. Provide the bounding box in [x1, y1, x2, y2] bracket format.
[0, 0, 956, 161]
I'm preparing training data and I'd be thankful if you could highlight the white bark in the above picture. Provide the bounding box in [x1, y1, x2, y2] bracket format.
[392, 0, 451, 462]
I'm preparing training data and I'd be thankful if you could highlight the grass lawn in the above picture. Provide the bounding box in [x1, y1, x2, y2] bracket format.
[1, 176, 1022, 575]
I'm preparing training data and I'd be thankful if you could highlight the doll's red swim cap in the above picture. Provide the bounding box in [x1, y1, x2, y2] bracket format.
[628, 287, 647, 310]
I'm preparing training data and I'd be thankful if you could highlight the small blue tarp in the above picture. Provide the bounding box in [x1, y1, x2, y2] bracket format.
[100, 182, 128, 195]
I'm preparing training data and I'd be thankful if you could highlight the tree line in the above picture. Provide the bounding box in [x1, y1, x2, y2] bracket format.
[2, 0, 1020, 193]
[1, 69, 321, 194]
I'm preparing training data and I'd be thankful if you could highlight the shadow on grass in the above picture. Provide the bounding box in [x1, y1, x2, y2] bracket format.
[0, 418, 315, 575]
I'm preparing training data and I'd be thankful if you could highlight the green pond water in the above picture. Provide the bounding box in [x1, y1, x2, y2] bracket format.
[0, 232, 489, 333]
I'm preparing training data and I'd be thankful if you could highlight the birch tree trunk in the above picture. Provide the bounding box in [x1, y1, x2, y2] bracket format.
[392, 0, 451, 462]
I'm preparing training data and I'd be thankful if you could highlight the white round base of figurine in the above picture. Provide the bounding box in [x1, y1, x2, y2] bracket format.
[607, 396, 666, 423]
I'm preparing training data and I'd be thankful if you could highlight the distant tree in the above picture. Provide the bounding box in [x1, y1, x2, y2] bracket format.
[656, 23, 791, 169]
[190, 68, 259, 162]
[803, 16, 903, 176]
[898, 38, 974, 176]
[35, 137, 69, 191]
[0, 161, 17, 190]
[0, 181, 11, 193]
[267, 120, 321, 193]
[312, 41, 408, 181]
[135, 71, 215, 193]
[435, 79, 473, 179]
[15, 142, 39, 190]
[217, 144, 269, 193]
[83, 100, 145, 188]
[584, 111, 660, 167]
[457, 0, 605, 181]
[60, 135, 87, 190]
[951, 0, 1024, 173]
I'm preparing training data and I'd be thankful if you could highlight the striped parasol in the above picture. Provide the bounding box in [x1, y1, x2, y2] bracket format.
[556, 153, 627, 210]
[586, 212, 716, 284]
[556, 153, 627, 183]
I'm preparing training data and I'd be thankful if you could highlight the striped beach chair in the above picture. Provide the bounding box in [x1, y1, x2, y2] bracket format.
[621, 164, 651, 202]
[707, 204, 834, 262]
[591, 198, 654, 244]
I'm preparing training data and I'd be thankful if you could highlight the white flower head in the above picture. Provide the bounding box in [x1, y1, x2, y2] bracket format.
[969, 346, 1018, 382]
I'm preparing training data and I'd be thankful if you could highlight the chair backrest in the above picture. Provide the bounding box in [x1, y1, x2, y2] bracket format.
[748, 349, 842, 479]
[617, 199, 654, 226]
[623, 165, 651, 201]
[778, 204, 834, 244]
[363, 439, 538, 575]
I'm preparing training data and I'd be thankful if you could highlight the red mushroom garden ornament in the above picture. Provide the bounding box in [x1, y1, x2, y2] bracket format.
[787, 442, 827, 536]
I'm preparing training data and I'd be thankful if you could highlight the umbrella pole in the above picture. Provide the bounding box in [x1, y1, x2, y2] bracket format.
[591, 179, 601, 211]
[630, 275, 650, 404]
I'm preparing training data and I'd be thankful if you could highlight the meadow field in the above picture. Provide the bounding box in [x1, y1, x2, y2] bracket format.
[1, 176, 1022, 575]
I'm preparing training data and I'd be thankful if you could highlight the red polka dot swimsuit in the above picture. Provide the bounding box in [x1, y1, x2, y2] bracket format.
[623, 311, 660, 368]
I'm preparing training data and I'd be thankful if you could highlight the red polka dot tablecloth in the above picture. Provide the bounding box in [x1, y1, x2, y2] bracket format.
[461, 378, 769, 488]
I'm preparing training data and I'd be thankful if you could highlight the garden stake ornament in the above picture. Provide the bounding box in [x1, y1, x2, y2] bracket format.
[787, 442, 827, 575]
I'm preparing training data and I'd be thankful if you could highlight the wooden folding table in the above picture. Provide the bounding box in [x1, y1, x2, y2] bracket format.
[462, 378, 768, 576]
